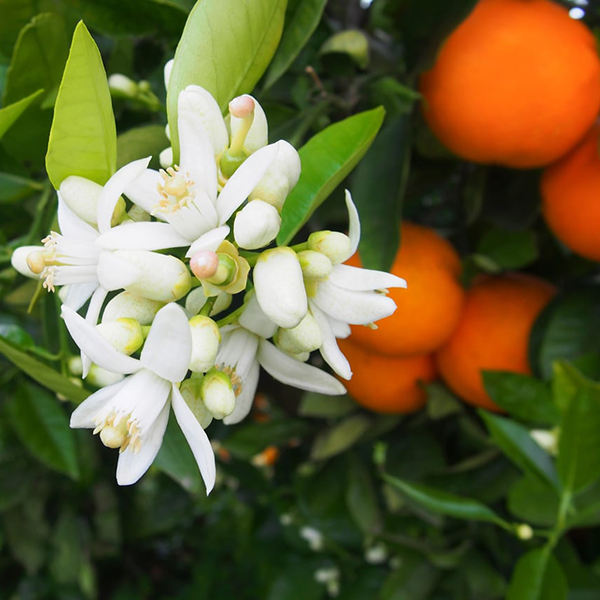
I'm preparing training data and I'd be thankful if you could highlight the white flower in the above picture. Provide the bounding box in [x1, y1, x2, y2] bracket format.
[216, 295, 345, 425]
[233, 200, 281, 249]
[303, 191, 407, 380]
[63, 302, 216, 491]
[123, 85, 284, 257]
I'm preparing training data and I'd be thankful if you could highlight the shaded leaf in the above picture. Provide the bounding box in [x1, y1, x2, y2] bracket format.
[116, 124, 168, 170]
[345, 453, 381, 534]
[0, 172, 44, 203]
[506, 549, 567, 600]
[0, 89, 43, 139]
[477, 228, 538, 270]
[311, 414, 371, 460]
[298, 391, 357, 418]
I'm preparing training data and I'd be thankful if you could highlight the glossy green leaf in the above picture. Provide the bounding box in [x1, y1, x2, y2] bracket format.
[383, 474, 508, 526]
[483, 371, 559, 426]
[320, 30, 369, 69]
[507, 476, 558, 527]
[2, 13, 69, 106]
[0, 89, 43, 139]
[477, 227, 538, 270]
[6, 384, 79, 479]
[278, 107, 385, 245]
[479, 411, 560, 490]
[0, 335, 89, 404]
[46, 21, 117, 189]
[351, 116, 410, 271]
[506, 549, 567, 600]
[556, 366, 600, 493]
[0, 172, 43, 203]
[263, 0, 327, 89]
[311, 414, 371, 460]
[116, 124, 168, 170]
[167, 0, 287, 159]
[345, 453, 382, 534]
[298, 391, 357, 418]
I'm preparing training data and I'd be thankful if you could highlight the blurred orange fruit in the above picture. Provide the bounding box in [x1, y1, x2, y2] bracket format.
[347, 221, 464, 356]
[541, 121, 600, 261]
[435, 273, 557, 411]
[338, 337, 437, 414]
[419, 0, 600, 168]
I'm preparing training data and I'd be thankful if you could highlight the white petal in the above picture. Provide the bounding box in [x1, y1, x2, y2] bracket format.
[163, 58, 174, 88]
[141, 303, 191, 382]
[81, 286, 108, 378]
[258, 339, 346, 394]
[98, 157, 151, 233]
[62, 282, 98, 311]
[230, 95, 268, 154]
[61, 305, 142, 375]
[186, 225, 230, 258]
[238, 294, 277, 339]
[313, 280, 397, 325]
[116, 399, 170, 486]
[217, 143, 280, 224]
[58, 197, 99, 241]
[70, 378, 128, 428]
[310, 303, 352, 380]
[216, 327, 260, 380]
[124, 169, 165, 217]
[171, 384, 216, 494]
[97, 222, 190, 251]
[330, 317, 351, 339]
[345, 190, 360, 260]
[328, 264, 407, 291]
[222, 359, 260, 425]
[96, 250, 141, 291]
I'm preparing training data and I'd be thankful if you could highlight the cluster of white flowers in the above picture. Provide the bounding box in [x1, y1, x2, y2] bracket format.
[11, 79, 406, 493]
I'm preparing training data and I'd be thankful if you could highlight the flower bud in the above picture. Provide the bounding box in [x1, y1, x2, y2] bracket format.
[249, 141, 301, 211]
[11, 246, 44, 278]
[108, 74, 139, 98]
[530, 428, 559, 456]
[275, 312, 322, 354]
[189, 315, 221, 373]
[96, 318, 143, 355]
[68, 356, 83, 376]
[515, 523, 534, 541]
[201, 368, 236, 420]
[308, 231, 351, 264]
[253, 247, 307, 329]
[185, 288, 232, 317]
[233, 200, 281, 250]
[297, 250, 334, 280]
[87, 365, 125, 388]
[163, 59, 174, 88]
[60, 176, 126, 227]
[159, 147, 174, 168]
[102, 291, 163, 325]
[180, 377, 213, 429]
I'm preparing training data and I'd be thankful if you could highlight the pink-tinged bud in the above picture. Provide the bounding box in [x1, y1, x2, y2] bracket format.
[229, 95, 255, 119]
[190, 250, 219, 280]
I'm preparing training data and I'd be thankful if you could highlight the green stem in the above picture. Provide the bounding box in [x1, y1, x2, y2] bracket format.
[290, 242, 309, 253]
[27, 183, 54, 244]
[546, 490, 572, 550]
[199, 296, 217, 317]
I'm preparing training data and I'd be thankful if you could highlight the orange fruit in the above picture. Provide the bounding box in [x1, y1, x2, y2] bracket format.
[346, 221, 465, 356]
[541, 121, 600, 261]
[435, 273, 557, 411]
[419, 0, 600, 168]
[338, 337, 437, 414]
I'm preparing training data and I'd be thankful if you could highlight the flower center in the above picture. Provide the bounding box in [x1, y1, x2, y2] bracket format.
[156, 165, 195, 214]
[94, 410, 141, 454]
[218, 365, 243, 397]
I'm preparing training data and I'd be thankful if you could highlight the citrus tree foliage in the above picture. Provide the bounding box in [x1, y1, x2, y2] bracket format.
[2, 0, 600, 598]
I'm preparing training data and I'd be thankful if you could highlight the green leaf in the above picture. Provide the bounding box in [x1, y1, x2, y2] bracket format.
[311, 414, 371, 461]
[154, 416, 204, 495]
[345, 453, 382, 534]
[0, 89, 43, 139]
[0, 334, 89, 404]
[167, 0, 287, 159]
[380, 548, 440, 600]
[0, 172, 43, 203]
[278, 107, 385, 245]
[483, 371, 559, 426]
[479, 411, 560, 491]
[506, 549, 567, 600]
[2, 13, 69, 106]
[298, 391, 357, 418]
[6, 384, 79, 479]
[46, 21, 117, 189]
[507, 476, 559, 527]
[320, 30, 369, 69]
[351, 116, 410, 271]
[556, 365, 600, 494]
[382, 474, 508, 526]
[263, 0, 327, 90]
[477, 228, 538, 270]
[117, 124, 169, 170]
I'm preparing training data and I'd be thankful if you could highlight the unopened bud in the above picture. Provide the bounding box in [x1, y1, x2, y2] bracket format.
[68, 356, 83, 376]
[102, 291, 163, 325]
[297, 250, 334, 280]
[180, 377, 213, 429]
[108, 74, 138, 98]
[365, 543, 388, 564]
[516, 523, 534, 540]
[190, 250, 219, 280]
[11, 246, 44, 278]
[201, 368, 236, 420]
[301, 526, 324, 551]
[96, 318, 143, 355]
[189, 315, 221, 373]
[87, 365, 125, 388]
[233, 200, 281, 249]
[60, 176, 125, 227]
[530, 429, 559, 456]
[159, 147, 174, 169]
[275, 312, 322, 354]
[308, 231, 351, 264]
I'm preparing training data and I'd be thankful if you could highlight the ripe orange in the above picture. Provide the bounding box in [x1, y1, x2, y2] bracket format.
[338, 337, 437, 414]
[435, 273, 557, 411]
[541, 121, 600, 261]
[419, 0, 600, 168]
[346, 221, 465, 356]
